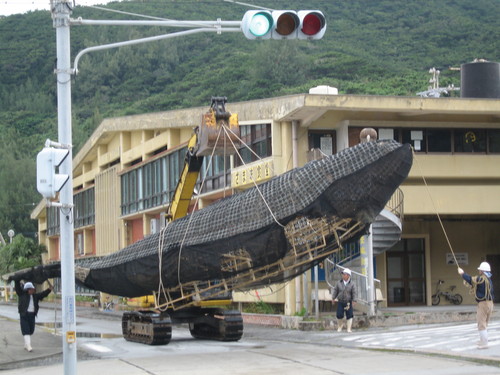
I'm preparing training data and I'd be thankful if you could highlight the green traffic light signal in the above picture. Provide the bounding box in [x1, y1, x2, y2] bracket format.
[241, 10, 326, 40]
[241, 11, 273, 39]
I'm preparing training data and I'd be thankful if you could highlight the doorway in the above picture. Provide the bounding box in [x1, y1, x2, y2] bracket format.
[386, 238, 426, 306]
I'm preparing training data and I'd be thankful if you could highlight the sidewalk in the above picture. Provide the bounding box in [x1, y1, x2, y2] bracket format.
[0, 313, 63, 371]
[0, 301, 117, 371]
[1, 301, 499, 373]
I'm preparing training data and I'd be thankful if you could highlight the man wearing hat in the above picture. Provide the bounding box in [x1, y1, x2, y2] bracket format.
[458, 261, 494, 349]
[14, 280, 52, 352]
[331, 268, 357, 333]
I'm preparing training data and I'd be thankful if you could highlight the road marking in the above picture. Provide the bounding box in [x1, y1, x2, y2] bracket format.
[342, 321, 500, 352]
[83, 343, 113, 353]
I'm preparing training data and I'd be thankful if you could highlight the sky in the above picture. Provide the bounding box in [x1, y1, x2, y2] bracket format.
[0, 0, 116, 16]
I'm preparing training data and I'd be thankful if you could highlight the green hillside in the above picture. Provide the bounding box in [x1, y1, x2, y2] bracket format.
[0, 0, 498, 236]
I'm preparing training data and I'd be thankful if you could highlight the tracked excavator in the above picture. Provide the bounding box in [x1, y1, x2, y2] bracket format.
[121, 97, 243, 345]
[4, 98, 414, 346]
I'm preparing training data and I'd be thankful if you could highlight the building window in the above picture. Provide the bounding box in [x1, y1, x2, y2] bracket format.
[46, 206, 60, 236]
[488, 129, 500, 153]
[197, 155, 231, 194]
[427, 129, 452, 152]
[401, 129, 429, 152]
[121, 168, 140, 215]
[121, 147, 231, 215]
[350, 127, 402, 147]
[454, 129, 486, 153]
[350, 126, 500, 154]
[235, 123, 272, 166]
[121, 148, 185, 216]
[74, 187, 95, 228]
[142, 159, 164, 210]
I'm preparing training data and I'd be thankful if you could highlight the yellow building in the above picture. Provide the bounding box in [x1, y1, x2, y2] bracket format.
[32, 91, 500, 313]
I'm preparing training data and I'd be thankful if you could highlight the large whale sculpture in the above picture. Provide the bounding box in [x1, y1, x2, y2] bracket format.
[8, 139, 412, 311]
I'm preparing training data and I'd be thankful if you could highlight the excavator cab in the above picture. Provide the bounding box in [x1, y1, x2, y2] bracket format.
[197, 96, 240, 156]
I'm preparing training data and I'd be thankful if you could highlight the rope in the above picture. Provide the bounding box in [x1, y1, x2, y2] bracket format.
[156, 221, 170, 311]
[47, 279, 57, 334]
[159, 121, 287, 303]
[236, 281, 290, 298]
[412, 147, 460, 268]
[222, 125, 284, 228]
[469, 275, 493, 301]
[222, 124, 278, 177]
[175, 124, 225, 286]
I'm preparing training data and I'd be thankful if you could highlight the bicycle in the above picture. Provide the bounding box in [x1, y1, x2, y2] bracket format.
[102, 297, 115, 311]
[431, 279, 463, 305]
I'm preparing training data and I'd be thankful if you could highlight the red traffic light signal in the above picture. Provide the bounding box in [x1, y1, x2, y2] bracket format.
[298, 11, 326, 39]
[241, 10, 326, 40]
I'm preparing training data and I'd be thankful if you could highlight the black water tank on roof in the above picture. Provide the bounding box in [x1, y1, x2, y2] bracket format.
[460, 61, 500, 98]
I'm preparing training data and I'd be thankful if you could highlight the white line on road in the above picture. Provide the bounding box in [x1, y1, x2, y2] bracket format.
[83, 343, 113, 353]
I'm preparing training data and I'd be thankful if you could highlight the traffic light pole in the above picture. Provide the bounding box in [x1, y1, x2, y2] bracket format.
[53, 1, 77, 374]
[48, 5, 326, 373]
[51, 8, 243, 375]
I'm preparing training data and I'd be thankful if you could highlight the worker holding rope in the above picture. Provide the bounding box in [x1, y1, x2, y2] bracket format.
[457, 262, 494, 349]
[413, 144, 495, 349]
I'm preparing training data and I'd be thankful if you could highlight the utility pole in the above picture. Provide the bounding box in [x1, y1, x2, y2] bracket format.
[53, 1, 77, 373]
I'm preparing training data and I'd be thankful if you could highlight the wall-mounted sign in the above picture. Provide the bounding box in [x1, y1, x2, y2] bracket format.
[447, 252, 468, 265]
[232, 160, 274, 189]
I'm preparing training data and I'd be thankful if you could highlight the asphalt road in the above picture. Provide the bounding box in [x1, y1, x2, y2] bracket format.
[1, 302, 499, 375]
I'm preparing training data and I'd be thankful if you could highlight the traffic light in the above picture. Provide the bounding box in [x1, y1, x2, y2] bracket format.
[36, 147, 70, 199]
[241, 10, 326, 40]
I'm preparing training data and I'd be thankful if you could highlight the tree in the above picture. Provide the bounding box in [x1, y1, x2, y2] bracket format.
[0, 234, 46, 276]
[0, 146, 38, 237]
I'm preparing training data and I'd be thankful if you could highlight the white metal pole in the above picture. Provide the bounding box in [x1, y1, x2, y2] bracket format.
[314, 264, 319, 320]
[366, 226, 375, 316]
[54, 1, 77, 373]
[292, 120, 302, 314]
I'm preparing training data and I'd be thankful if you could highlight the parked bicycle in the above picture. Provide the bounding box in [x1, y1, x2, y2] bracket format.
[431, 279, 463, 305]
[102, 296, 115, 311]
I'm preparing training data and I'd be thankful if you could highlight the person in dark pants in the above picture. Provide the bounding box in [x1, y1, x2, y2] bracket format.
[458, 261, 494, 349]
[331, 268, 357, 333]
[13, 280, 52, 352]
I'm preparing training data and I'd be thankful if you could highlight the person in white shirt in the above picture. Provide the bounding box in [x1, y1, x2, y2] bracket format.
[13, 280, 52, 352]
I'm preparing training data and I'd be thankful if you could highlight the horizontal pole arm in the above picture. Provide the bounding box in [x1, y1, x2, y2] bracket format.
[70, 17, 242, 28]
[72, 27, 241, 74]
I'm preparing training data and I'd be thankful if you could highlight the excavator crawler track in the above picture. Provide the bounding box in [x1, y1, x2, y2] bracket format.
[188, 309, 243, 341]
[122, 310, 172, 345]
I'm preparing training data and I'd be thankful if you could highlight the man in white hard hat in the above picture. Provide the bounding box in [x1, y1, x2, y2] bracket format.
[13, 280, 52, 352]
[331, 268, 357, 333]
[458, 261, 494, 349]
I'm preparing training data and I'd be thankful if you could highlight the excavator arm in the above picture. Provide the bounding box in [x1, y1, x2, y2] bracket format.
[167, 96, 239, 221]
[167, 133, 204, 221]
